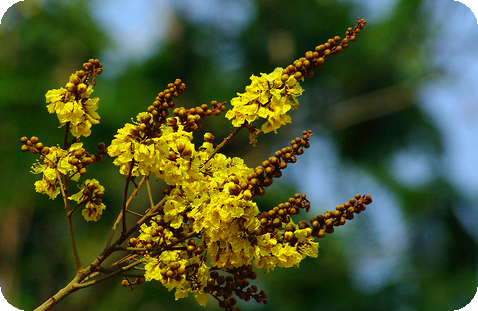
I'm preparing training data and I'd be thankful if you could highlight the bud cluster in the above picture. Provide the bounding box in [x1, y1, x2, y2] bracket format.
[129, 214, 205, 256]
[170, 100, 227, 132]
[121, 277, 143, 288]
[79, 180, 105, 206]
[82, 58, 103, 86]
[233, 130, 313, 199]
[20, 136, 47, 155]
[204, 265, 267, 310]
[160, 261, 187, 282]
[21, 136, 105, 176]
[65, 59, 103, 96]
[132, 79, 187, 138]
[66, 143, 106, 176]
[310, 194, 373, 238]
[256, 193, 311, 235]
[65, 70, 89, 96]
[281, 17, 366, 81]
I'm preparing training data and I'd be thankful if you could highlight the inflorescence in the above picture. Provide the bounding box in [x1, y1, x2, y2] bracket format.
[21, 18, 368, 311]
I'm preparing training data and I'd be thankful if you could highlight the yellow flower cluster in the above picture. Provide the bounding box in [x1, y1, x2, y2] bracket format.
[225, 67, 304, 133]
[252, 222, 319, 271]
[107, 114, 196, 185]
[69, 179, 106, 222]
[131, 139, 319, 304]
[31, 143, 83, 199]
[22, 20, 370, 310]
[143, 251, 210, 305]
[45, 72, 100, 138]
[29, 141, 106, 221]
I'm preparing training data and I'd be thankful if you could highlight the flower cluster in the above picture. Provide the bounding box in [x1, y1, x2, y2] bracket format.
[22, 60, 107, 220]
[22, 18, 369, 311]
[23, 138, 106, 220]
[107, 116, 196, 181]
[69, 179, 106, 222]
[112, 18, 369, 310]
[226, 17, 367, 137]
[225, 67, 304, 134]
[45, 59, 103, 138]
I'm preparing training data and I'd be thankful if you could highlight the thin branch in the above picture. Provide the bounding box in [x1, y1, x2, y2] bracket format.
[122, 162, 135, 235]
[79, 231, 200, 289]
[106, 175, 148, 247]
[126, 209, 144, 217]
[201, 124, 247, 169]
[111, 253, 139, 267]
[57, 170, 82, 271]
[145, 176, 154, 208]
[63, 122, 70, 150]
[34, 180, 169, 310]
[67, 199, 88, 218]
[76, 259, 144, 289]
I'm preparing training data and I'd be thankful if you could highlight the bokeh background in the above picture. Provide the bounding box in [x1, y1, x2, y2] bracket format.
[1, 0, 477, 310]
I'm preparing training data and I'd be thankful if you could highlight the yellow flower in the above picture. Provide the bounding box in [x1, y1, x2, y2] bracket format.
[191, 189, 260, 269]
[81, 201, 106, 222]
[57, 143, 84, 181]
[253, 233, 279, 271]
[33, 168, 61, 200]
[107, 123, 139, 176]
[226, 67, 303, 134]
[251, 222, 319, 270]
[45, 72, 100, 138]
[272, 243, 304, 268]
[30, 146, 69, 199]
[108, 116, 197, 183]
[69, 179, 106, 222]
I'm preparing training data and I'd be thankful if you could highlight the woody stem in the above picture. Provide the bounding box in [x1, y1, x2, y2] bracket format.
[57, 171, 82, 271]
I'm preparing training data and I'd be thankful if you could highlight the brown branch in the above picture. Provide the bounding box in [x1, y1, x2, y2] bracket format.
[122, 162, 136, 235]
[106, 175, 148, 247]
[56, 170, 82, 271]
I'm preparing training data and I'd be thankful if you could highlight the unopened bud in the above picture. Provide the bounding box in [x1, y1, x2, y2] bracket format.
[204, 133, 215, 143]
[77, 83, 87, 94]
[66, 82, 77, 93]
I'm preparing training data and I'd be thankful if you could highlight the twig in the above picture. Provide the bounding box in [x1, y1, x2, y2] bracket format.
[63, 122, 70, 150]
[145, 176, 154, 208]
[106, 175, 147, 247]
[122, 162, 135, 235]
[201, 124, 247, 168]
[35, 174, 169, 310]
[57, 170, 82, 271]
[76, 259, 144, 289]
[126, 209, 144, 217]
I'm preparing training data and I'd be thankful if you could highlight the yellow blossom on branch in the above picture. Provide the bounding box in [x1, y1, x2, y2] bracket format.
[20, 19, 370, 311]
[226, 67, 303, 134]
[69, 178, 106, 222]
[46, 71, 101, 138]
[30, 145, 68, 199]
[107, 113, 197, 183]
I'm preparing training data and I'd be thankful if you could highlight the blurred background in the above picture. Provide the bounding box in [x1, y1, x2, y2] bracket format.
[1, 0, 477, 310]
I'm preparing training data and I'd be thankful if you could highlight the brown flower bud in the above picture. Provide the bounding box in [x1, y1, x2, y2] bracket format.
[30, 136, 39, 144]
[204, 132, 215, 143]
[77, 70, 86, 79]
[294, 71, 303, 80]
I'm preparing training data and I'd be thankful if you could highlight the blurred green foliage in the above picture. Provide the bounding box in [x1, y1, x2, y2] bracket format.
[1, 0, 476, 310]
